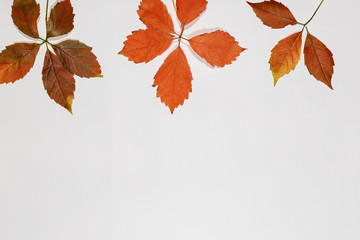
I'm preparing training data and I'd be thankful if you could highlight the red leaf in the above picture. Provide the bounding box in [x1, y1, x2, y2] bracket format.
[137, 0, 174, 33]
[46, 0, 74, 38]
[176, 0, 208, 27]
[0, 43, 40, 84]
[269, 31, 302, 85]
[119, 29, 174, 63]
[54, 40, 102, 78]
[153, 47, 193, 113]
[11, 0, 40, 39]
[304, 33, 334, 89]
[247, 0, 297, 29]
[189, 30, 245, 67]
[42, 50, 75, 113]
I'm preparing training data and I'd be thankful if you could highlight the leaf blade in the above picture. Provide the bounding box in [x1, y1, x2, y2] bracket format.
[11, 0, 40, 39]
[137, 0, 174, 33]
[304, 33, 334, 89]
[42, 50, 75, 113]
[0, 43, 40, 84]
[119, 29, 173, 63]
[54, 40, 102, 78]
[176, 0, 208, 27]
[189, 30, 245, 67]
[269, 31, 302, 86]
[46, 0, 75, 38]
[153, 47, 193, 113]
[247, 0, 297, 29]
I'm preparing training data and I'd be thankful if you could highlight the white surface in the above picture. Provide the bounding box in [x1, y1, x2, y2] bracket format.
[0, 0, 359, 239]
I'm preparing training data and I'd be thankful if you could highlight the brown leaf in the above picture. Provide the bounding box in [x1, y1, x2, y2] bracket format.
[54, 40, 102, 78]
[189, 30, 245, 67]
[153, 47, 193, 113]
[11, 0, 40, 39]
[42, 50, 75, 113]
[0, 43, 40, 84]
[46, 0, 74, 38]
[137, 0, 174, 33]
[247, 0, 297, 29]
[304, 33, 334, 89]
[269, 31, 302, 85]
[176, 0, 208, 27]
[119, 29, 173, 63]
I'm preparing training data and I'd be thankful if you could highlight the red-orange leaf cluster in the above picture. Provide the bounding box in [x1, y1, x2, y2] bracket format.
[120, 0, 245, 113]
[0, 0, 102, 113]
[248, 0, 334, 89]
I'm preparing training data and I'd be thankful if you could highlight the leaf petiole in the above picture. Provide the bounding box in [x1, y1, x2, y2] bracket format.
[172, 0, 177, 12]
[304, 0, 324, 26]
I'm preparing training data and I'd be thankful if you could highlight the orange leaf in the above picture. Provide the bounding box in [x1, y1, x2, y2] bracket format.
[304, 33, 334, 89]
[0, 43, 40, 84]
[54, 40, 102, 78]
[176, 0, 207, 27]
[247, 0, 297, 29]
[46, 0, 74, 38]
[269, 31, 302, 85]
[11, 0, 40, 39]
[153, 47, 193, 113]
[119, 29, 173, 63]
[42, 50, 75, 113]
[189, 30, 245, 67]
[137, 0, 174, 33]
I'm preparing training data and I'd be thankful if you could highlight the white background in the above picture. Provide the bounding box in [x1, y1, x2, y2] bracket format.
[0, 0, 359, 239]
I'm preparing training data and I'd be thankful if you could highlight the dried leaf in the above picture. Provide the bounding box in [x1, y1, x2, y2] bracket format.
[269, 31, 302, 85]
[42, 50, 75, 113]
[247, 0, 297, 29]
[176, 0, 208, 27]
[54, 40, 102, 78]
[46, 0, 74, 38]
[137, 0, 174, 33]
[11, 0, 40, 39]
[153, 47, 193, 113]
[304, 33, 334, 89]
[0, 43, 40, 84]
[189, 30, 245, 67]
[119, 29, 173, 63]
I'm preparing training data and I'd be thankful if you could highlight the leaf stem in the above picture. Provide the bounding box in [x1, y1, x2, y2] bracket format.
[304, 0, 324, 26]
[45, 0, 50, 40]
[172, 0, 177, 12]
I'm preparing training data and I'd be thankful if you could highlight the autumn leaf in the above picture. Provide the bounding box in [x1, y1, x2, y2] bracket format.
[137, 0, 174, 33]
[0, 43, 40, 84]
[154, 47, 193, 113]
[249, 0, 335, 88]
[0, 0, 102, 113]
[269, 31, 302, 85]
[304, 33, 334, 89]
[120, 0, 244, 113]
[46, 0, 75, 38]
[119, 29, 173, 63]
[54, 40, 102, 78]
[12, 0, 40, 39]
[42, 50, 75, 113]
[247, 0, 297, 29]
[189, 30, 245, 67]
